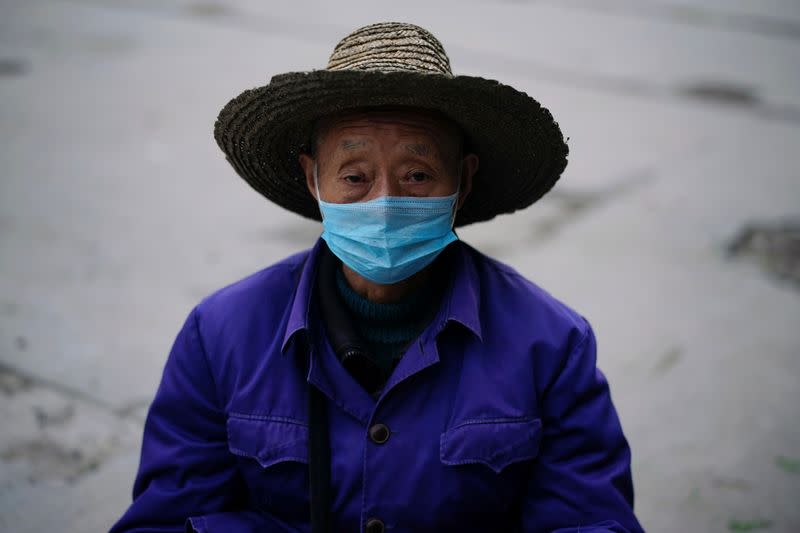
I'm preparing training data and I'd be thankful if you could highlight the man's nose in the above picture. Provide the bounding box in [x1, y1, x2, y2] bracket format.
[370, 173, 403, 199]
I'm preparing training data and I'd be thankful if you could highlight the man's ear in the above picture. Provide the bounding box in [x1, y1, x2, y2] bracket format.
[298, 153, 317, 200]
[456, 153, 479, 210]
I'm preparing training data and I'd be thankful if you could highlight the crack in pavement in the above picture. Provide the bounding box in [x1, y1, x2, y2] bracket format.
[455, 47, 800, 125]
[528, 167, 657, 244]
[464, 165, 659, 260]
[532, 0, 800, 42]
[44, 0, 800, 125]
[726, 218, 800, 289]
[1, 436, 115, 485]
[0, 362, 145, 487]
[0, 361, 147, 423]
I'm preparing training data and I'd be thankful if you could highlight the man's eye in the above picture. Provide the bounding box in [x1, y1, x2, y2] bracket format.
[343, 175, 365, 183]
[409, 172, 430, 183]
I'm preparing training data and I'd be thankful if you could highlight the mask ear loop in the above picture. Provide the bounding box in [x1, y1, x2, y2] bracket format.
[450, 147, 464, 227]
[313, 162, 325, 220]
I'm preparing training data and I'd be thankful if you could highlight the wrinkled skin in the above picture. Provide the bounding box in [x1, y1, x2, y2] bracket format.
[299, 108, 479, 303]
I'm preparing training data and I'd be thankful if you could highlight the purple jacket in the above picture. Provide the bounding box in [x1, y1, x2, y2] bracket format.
[112, 240, 643, 533]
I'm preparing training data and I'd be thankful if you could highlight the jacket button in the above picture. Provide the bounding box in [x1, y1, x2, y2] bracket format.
[365, 518, 385, 533]
[368, 423, 390, 444]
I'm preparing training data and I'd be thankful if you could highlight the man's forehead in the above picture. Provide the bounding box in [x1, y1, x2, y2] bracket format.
[315, 107, 461, 147]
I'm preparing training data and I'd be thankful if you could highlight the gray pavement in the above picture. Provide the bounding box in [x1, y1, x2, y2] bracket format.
[1, 0, 799, 531]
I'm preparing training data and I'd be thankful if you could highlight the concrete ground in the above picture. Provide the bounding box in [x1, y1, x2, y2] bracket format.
[1, 0, 799, 531]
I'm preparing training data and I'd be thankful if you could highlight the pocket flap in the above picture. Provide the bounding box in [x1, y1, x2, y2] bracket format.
[227, 415, 308, 468]
[440, 417, 542, 473]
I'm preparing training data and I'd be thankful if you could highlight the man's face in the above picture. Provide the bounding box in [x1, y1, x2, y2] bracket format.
[299, 109, 478, 208]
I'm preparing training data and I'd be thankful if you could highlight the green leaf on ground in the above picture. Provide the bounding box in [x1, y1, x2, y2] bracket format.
[775, 455, 800, 474]
[728, 519, 773, 532]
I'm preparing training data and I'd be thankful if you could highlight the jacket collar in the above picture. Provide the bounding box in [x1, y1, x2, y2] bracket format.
[437, 241, 483, 342]
[281, 239, 324, 354]
[281, 238, 482, 355]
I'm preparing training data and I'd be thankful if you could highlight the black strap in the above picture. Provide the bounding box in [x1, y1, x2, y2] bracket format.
[316, 246, 383, 394]
[307, 348, 332, 533]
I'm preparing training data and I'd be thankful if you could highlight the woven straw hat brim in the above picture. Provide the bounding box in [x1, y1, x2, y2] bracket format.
[214, 69, 568, 227]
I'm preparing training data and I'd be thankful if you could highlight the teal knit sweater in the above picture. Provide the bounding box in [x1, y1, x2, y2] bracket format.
[334, 268, 433, 376]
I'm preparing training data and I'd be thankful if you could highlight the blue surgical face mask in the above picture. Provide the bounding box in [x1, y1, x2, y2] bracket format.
[315, 166, 459, 285]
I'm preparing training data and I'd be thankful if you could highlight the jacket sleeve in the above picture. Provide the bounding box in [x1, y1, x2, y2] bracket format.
[111, 308, 296, 533]
[517, 321, 644, 533]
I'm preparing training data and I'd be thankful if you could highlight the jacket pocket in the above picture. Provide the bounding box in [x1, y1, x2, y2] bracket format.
[227, 414, 308, 467]
[226, 414, 309, 519]
[440, 417, 542, 474]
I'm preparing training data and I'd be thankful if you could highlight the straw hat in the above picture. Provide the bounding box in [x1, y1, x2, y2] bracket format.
[214, 22, 568, 226]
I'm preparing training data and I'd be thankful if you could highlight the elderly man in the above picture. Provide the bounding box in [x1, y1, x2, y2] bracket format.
[113, 22, 643, 533]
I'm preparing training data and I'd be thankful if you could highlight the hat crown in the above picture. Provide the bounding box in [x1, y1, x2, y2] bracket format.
[327, 22, 453, 76]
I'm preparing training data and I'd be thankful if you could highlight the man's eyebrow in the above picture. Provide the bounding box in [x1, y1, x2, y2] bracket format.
[405, 143, 431, 157]
[341, 139, 367, 150]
